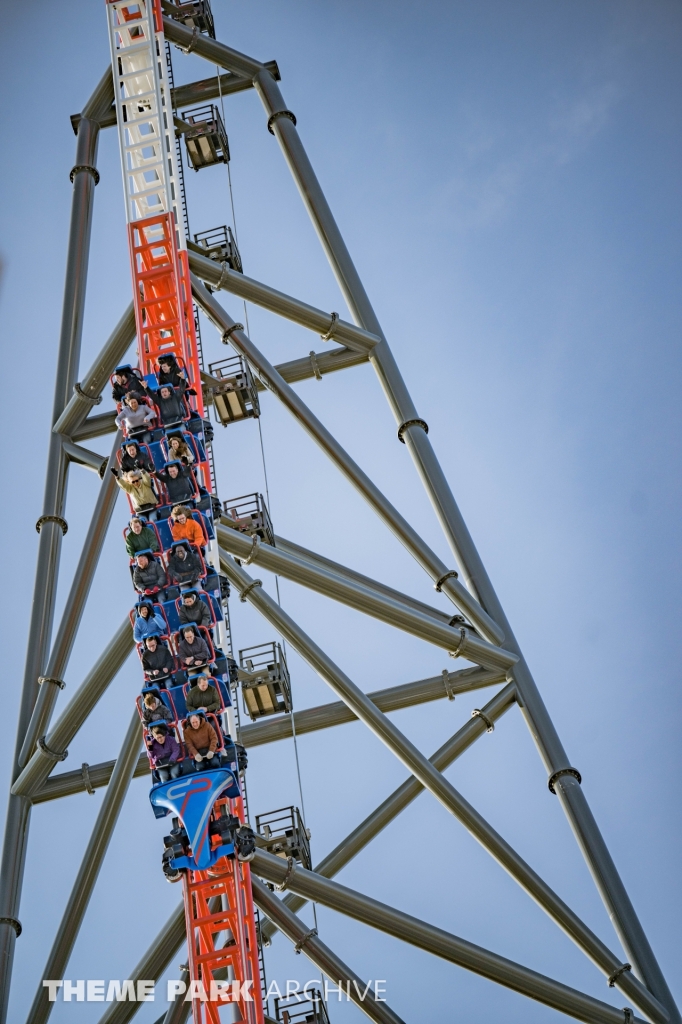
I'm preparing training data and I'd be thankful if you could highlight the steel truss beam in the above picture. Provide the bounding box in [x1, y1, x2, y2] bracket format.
[194, 277, 504, 645]
[32, 665, 502, 802]
[71, 62, 281, 134]
[273, 533, 456, 625]
[252, 876, 406, 1024]
[217, 527, 514, 670]
[188, 248, 379, 354]
[26, 711, 141, 1024]
[222, 555, 669, 1024]
[252, 849, 649, 1024]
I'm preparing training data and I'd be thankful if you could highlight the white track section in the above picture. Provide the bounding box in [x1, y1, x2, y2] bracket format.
[106, 0, 185, 244]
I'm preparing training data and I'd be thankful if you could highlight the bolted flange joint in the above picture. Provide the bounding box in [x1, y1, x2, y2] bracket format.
[36, 515, 68, 536]
[267, 109, 297, 135]
[239, 579, 262, 603]
[548, 767, 582, 794]
[293, 927, 318, 954]
[37, 737, 68, 762]
[398, 418, 429, 443]
[472, 708, 495, 733]
[608, 963, 632, 988]
[70, 164, 100, 185]
[222, 324, 244, 344]
[0, 917, 21, 937]
[434, 569, 458, 592]
[74, 381, 102, 405]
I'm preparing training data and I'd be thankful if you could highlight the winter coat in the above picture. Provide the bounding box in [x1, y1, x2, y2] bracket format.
[146, 732, 182, 766]
[115, 403, 155, 432]
[177, 633, 210, 665]
[154, 389, 185, 425]
[133, 558, 167, 594]
[112, 374, 147, 403]
[140, 698, 174, 725]
[183, 719, 219, 757]
[159, 469, 196, 504]
[133, 611, 166, 642]
[170, 517, 204, 547]
[120, 447, 155, 474]
[116, 471, 158, 511]
[157, 366, 189, 392]
[185, 682, 221, 715]
[178, 597, 212, 629]
[141, 643, 175, 676]
[167, 548, 202, 585]
[125, 525, 159, 557]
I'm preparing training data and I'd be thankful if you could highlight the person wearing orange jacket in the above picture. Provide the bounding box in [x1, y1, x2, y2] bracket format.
[170, 505, 205, 547]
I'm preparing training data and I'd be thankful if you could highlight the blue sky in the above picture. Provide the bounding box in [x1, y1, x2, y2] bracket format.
[0, 1, 680, 1022]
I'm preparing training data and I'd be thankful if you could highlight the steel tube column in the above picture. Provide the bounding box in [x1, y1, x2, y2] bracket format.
[12, 618, 134, 799]
[252, 877, 407, 1024]
[0, 74, 111, 1022]
[252, 851, 646, 1024]
[26, 710, 142, 1024]
[194, 278, 503, 644]
[221, 557, 668, 1013]
[217, 526, 514, 669]
[18, 432, 123, 767]
[262, 683, 517, 941]
[53, 302, 136, 437]
[253, 69, 679, 1022]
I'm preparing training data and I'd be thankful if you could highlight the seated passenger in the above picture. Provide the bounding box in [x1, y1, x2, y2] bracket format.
[125, 516, 159, 557]
[141, 636, 175, 682]
[133, 600, 166, 642]
[114, 394, 155, 438]
[177, 625, 210, 670]
[185, 675, 221, 715]
[146, 724, 182, 782]
[170, 505, 204, 547]
[178, 590, 212, 629]
[154, 386, 185, 427]
[166, 433, 195, 465]
[112, 469, 158, 515]
[140, 690, 174, 724]
[119, 440, 154, 475]
[167, 544, 202, 587]
[183, 712, 220, 771]
[157, 355, 193, 395]
[111, 368, 148, 403]
[159, 463, 196, 506]
[132, 553, 167, 600]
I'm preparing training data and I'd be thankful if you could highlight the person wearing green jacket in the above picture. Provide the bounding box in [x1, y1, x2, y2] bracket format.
[185, 676, 221, 715]
[125, 517, 159, 557]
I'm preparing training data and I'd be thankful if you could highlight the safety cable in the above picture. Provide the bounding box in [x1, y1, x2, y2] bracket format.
[217, 69, 318, 937]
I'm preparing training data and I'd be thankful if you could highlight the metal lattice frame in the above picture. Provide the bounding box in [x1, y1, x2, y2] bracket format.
[0, 14, 678, 1024]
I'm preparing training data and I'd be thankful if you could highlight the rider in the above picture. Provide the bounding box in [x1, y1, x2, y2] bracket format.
[183, 712, 220, 771]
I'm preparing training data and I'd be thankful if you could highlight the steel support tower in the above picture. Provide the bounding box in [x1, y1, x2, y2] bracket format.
[0, 5, 677, 1024]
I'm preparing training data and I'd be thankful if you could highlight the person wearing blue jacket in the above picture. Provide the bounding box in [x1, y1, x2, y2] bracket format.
[133, 602, 167, 642]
